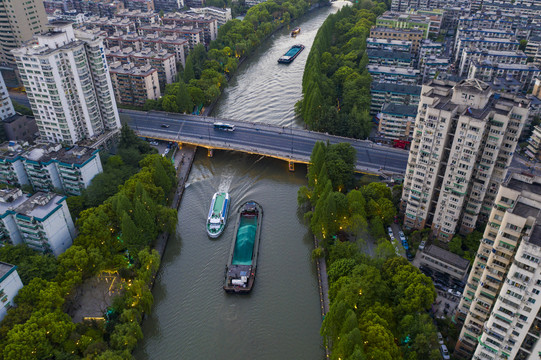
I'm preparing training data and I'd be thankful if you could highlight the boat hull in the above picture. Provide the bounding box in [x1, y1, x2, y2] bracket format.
[278, 44, 305, 64]
[223, 201, 263, 293]
[206, 192, 230, 238]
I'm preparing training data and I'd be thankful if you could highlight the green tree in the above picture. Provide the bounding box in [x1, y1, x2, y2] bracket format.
[176, 81, 194, 113]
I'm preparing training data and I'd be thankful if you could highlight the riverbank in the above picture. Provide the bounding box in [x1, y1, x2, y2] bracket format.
[152, 145, 197, 261]
[314, 236, 331, 359]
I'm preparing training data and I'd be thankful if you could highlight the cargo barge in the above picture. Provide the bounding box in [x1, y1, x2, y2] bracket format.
[278, 44, 305, 64]
[223, 201, 263, 293]
[207, 192, 230, 238]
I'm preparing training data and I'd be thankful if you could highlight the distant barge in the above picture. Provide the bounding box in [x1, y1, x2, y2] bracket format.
[223, 201, 263, 293]
[278, 44, 305, 64]
[291, 27, 300, 36]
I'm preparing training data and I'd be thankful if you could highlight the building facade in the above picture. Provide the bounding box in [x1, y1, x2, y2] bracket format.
[455, 173, 541, 360]
[0, 0, 48, 68]
[370, 82, 422, 115]
[0, 262, 23, 321]
[377, 103, 418, 140]
[109, 62, 161, 107]
[12, 22, 121, 145]
[401, 79, 529, 241]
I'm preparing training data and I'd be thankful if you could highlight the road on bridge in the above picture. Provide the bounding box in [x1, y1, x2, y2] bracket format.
[123, 109, 410, 176]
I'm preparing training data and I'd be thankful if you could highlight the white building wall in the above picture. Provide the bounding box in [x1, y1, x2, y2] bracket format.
[79, 152, 103, 188]
[1, 216, 22, 245]
[40, 199, 75, 256]
[0, 268, 23, 322]
[12, 159, 29, 186]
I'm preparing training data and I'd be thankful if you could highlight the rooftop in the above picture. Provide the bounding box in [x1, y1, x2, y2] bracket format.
[424, 245, 470, 270]
[0, 189, 28, 217]
[15, 192, 64, 221]
[0, 262, 16, 283]
[381, 103, 418, 116]
[367, 49, 413, 61]
[529, 225, 541, 247]
[371, 82, 422, 94]
[513, 201, 541, 219]
[507, 176, 541, 194]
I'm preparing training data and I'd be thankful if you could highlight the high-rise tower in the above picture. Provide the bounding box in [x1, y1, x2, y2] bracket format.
[401, 79, 529, 241]
[12, 22, 120, 145]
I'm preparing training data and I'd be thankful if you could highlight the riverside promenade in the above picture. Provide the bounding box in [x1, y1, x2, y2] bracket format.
[314, 236, 331, 359]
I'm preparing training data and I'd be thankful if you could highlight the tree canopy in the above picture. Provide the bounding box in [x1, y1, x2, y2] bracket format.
[297, 1, 386, 138]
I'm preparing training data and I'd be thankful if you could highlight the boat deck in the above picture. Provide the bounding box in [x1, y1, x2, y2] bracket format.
[232, 215, 257, 265]
[212, 194, 225, 213]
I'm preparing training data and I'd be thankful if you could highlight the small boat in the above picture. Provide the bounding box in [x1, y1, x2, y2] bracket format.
[223, 201, 263, 293]
[278, 44, 305, 64]
[291, 27, 300, 36]
[207, 192, 230, 238]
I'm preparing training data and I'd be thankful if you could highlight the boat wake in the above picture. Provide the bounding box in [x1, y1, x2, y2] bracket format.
[218, 167, 235, 193]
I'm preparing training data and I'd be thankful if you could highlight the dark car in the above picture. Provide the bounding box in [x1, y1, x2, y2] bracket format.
[406, 251, 414, 261]
[161, 124, 170, 128]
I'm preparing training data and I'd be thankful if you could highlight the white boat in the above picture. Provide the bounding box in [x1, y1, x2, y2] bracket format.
[207, 192, 230, 238]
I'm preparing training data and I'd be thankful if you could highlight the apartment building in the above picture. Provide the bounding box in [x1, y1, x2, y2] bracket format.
[72, 0, 124, 17]
[139, 24, 203, 50]
[369, 26, 425, 52]
[367, 65, 420, 85]
[0, 262, 23, 321]
[106, 32, 187, 66]
[114, 9, 159, 28]
[14, 191, 75, 255]
[124, 0, 154, 12]
[420, 57, 451, 83]
[22, 143, 103, 195]
[2, 115, 38, 143]
[458, 49, 528, 77]
[455, 173, 541, 360]
[367, 49, 414, 67]
[12, 22, 121, 145]
[377, 104, 418, 140]
[83, 16, 137, 36]
[454, 37, 520, 64]
[419, 245, 471, 282]
[189, 7, 232, 26]
[441, 6, 471, 31]
[468, 61, 541, 93]
[370, 82, 422, 115]
[376, 11, 442, 37]
[419, 39, 443, 59]
[401, 79, 529, 241]
[525, 36, 541, 66]
[106, 47, 176, 90]
[0, 73, 14, 121]
[366, 38, 413, 53]
[109, 62, 161, 107]
[526, 125, 541, 161]
[161, 12, 218, 43]
[153, 0, 185, 13]
[0, 0, 48, 68]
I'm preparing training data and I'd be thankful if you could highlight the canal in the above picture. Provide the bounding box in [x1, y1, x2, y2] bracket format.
[134, 3, 347, 359]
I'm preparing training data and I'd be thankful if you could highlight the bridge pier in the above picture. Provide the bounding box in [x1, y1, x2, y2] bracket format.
[208, 148, 214, 157]
[288, 161, 295, 172]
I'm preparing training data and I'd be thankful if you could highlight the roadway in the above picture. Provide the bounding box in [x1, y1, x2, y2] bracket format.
[9, 91, 535, 176]
[124, 109, 410, 176]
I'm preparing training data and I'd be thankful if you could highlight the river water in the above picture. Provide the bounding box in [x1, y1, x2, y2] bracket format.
[135, 3, 346, 359]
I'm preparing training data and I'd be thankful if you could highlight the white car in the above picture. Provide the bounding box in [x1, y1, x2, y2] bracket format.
[387, 227, 394, 237]
[164, 148, 170, 155]
[437, 332, 444, 345]
[150, 141, 159, 146]
[398, 231, 406, 242]
[419, 240, 426, 251]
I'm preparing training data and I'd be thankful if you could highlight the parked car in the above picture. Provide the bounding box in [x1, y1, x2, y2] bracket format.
[437, 332, 444, 345]
[398, 231, 406, 242]
[161, 124, 170, 128]
[440, 345, 450, 360]
[406, 251, 414, 261]
[164, 148, 170, 155]
[387, 227, 394, 237]
[418, 240, 426, 251]
[149, 141, 159, 146]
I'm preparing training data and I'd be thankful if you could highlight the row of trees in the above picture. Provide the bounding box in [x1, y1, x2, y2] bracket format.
[297, 1, 386, 138]
[298, 142, 440, 359]
[0, 139, 178, 358]
[145, 0, 327, 113]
